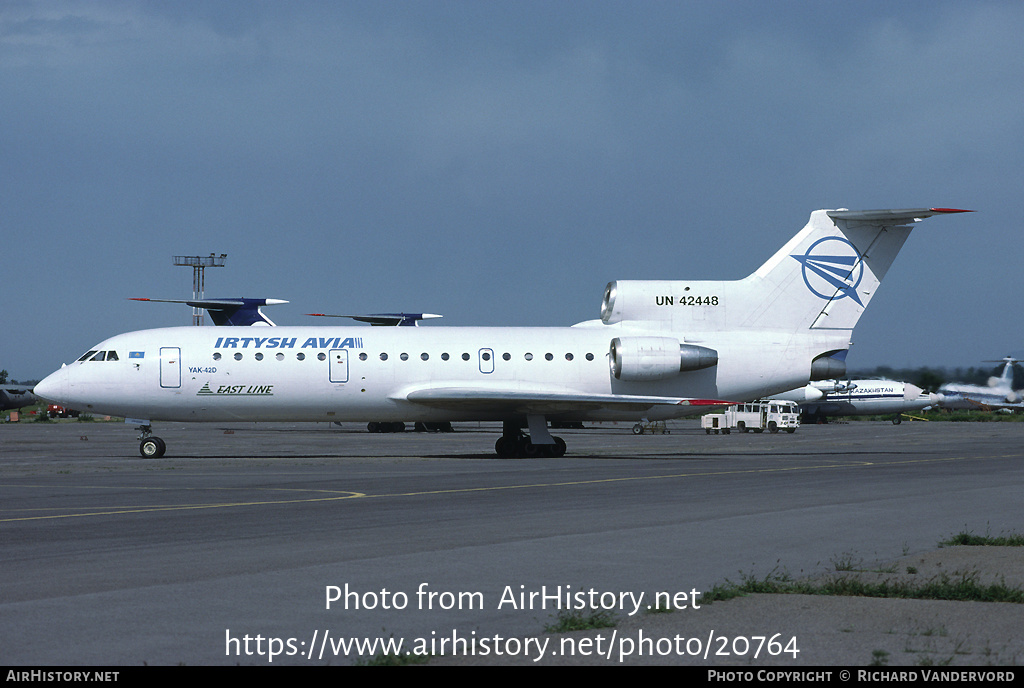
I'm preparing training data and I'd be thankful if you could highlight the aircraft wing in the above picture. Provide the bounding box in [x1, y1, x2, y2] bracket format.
[394, 384, 733, 417]
[131, 298, 287, 326]
[306, 313, 442, 326]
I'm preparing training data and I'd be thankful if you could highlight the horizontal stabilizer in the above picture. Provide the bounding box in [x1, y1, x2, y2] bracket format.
[826, 208, 971, 223]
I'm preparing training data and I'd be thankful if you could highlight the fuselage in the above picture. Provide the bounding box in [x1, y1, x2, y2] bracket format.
[937, 383, 1023, 410]
[35, 323, 837, 424]
[803, 380, 934, 416]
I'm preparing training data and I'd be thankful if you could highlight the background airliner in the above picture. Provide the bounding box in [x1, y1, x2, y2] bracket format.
[774, 379, 937, 424]
[131, 296, 441, 328]
[129, 297, 288, 326]
[34, 207, 968, 458]
[1, 385, 39, 413]
[938, 357, 1024, 411]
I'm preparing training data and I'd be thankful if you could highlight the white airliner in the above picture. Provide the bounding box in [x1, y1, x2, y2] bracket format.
[34, 207, 968, 458]
[938, 357, 1024, 410]
[773, 379, 938, 423]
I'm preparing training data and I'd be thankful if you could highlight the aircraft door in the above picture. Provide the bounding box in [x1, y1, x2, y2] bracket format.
[329, 349, 349, 383]
[478, 348, 494, 374]
[160, 347, 181, 389]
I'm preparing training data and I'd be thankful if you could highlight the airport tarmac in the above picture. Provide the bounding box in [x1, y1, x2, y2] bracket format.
[2, 419, 1022, 666]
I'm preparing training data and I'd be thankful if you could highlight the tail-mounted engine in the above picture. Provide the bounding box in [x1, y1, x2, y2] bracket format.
[609, 337, 718, 381]
[810, 350, 848, 381]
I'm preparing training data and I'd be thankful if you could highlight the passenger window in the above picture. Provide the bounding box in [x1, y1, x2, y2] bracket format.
[213, 352, 222, 361]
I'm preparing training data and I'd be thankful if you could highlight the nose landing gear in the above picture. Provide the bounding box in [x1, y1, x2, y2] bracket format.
[137, 424, 166, 458]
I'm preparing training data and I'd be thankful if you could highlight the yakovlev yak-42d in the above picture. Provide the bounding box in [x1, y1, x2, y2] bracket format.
[35, 207, 969, 458]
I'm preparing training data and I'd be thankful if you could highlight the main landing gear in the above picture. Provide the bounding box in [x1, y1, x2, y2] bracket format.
[494, 418, 567, 458]
[137, 424, 166, 458]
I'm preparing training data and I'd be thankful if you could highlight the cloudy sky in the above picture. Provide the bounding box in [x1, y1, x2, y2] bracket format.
[3, 1, 1021, 380]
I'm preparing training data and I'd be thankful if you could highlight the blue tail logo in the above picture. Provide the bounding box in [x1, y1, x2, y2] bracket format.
[792, 236, 864, 306]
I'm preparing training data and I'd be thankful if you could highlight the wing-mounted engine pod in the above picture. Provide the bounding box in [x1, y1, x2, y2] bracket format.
[609, 337, 719, 381]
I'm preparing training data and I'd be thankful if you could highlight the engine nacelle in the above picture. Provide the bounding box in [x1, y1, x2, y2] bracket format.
[810, 351, 847, 381]
[609, 337, 718, 381]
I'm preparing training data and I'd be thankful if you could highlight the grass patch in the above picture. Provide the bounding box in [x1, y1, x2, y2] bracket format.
[830, 552, 862, 571]
[646, 597, 675, 614]
[706, 567, 1024, 604]
[354, 651, 431, 666]
[704, 565, 793, 603]
[939, 529, 1024, 547]
[870, 649, 890, 666]
[544, 608, 618, 633]
[707, 529, 1024, 605]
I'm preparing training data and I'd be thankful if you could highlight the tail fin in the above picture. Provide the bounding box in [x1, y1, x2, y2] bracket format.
[739, 208, 969, 331]
[599, 208, 969, 335]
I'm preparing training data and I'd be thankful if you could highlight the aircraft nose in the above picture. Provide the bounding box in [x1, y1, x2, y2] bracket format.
[904, 383, 924, 401]
[34, 366, 68, 404]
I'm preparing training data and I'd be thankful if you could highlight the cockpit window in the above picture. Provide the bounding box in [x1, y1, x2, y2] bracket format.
[78, 350, 120, 362]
